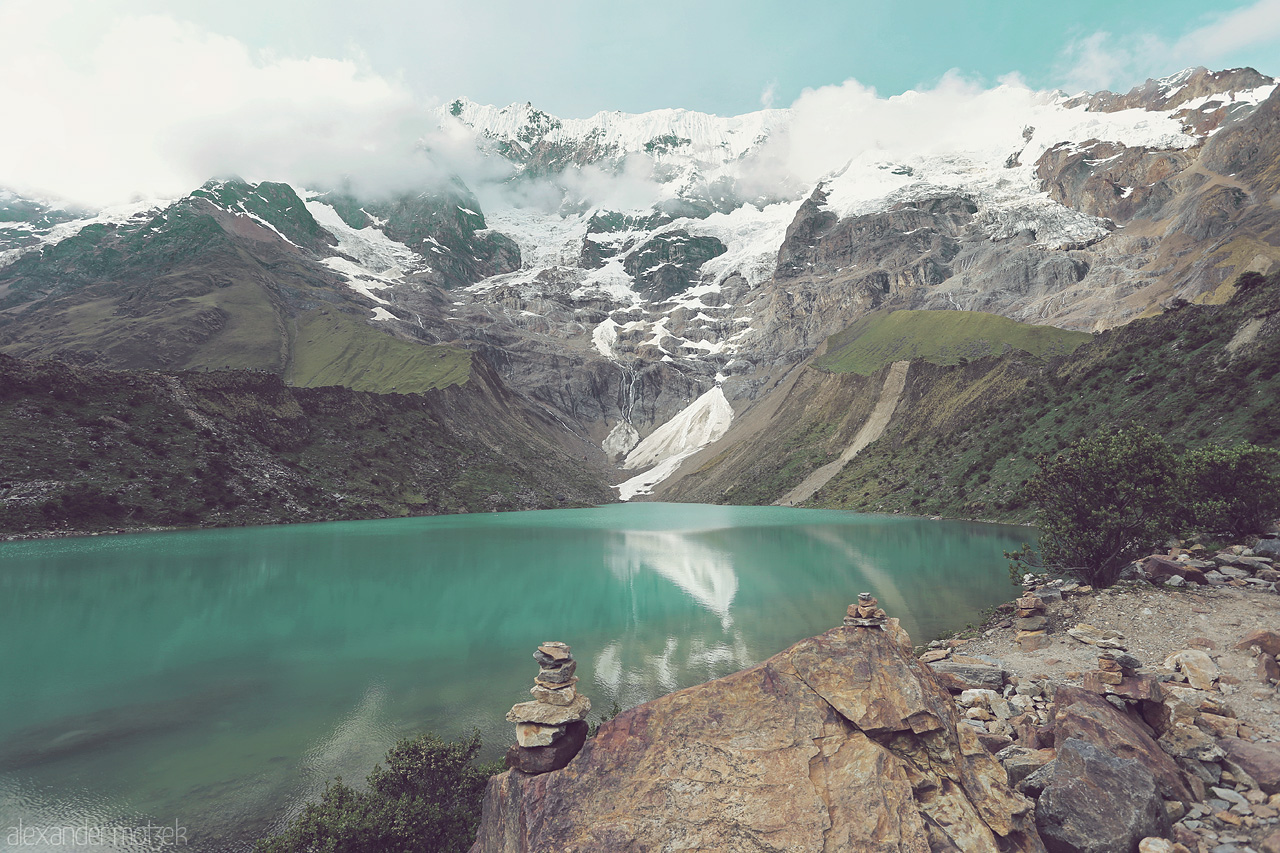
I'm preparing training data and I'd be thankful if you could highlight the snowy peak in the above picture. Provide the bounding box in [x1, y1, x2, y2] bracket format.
[191, 178, 336, 252]
[441, 97, 789, 176]
[1064, 66, 1275, 133]
[1136, 66, 1273, 111]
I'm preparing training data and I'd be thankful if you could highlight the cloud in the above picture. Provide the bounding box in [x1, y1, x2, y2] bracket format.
[1057, 0, 1280, 93]
[7, 0, 1253, 220]
[755, 71, 1036, 187]
[1174, 0, 1280, 57]
[0, 3, 449, 207]
[1057, 31, 1149, 93]
[759, 81, 779, 110]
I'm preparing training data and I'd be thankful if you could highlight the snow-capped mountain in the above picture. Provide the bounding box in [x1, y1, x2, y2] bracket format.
[1, 67, 1276, 500]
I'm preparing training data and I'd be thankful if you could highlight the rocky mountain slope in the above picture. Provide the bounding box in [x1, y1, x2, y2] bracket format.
[0, 66, 1277, 528]
[665, 269, 1280, 516]
[0, 352, 613, 536]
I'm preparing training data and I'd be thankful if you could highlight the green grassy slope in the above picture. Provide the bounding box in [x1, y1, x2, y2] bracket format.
[809, 275, 1280, 519]
[287, 310, 471, 393]
[670, 275, 1280, 520]
[815, 310, 1092, 375]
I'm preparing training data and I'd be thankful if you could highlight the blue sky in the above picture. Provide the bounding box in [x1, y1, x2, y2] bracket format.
[2, 0, 1278, 205]
[95, 0, 1280, 116]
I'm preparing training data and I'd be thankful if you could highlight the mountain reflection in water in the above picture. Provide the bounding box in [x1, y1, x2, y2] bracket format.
[0, 504, 1030, 851]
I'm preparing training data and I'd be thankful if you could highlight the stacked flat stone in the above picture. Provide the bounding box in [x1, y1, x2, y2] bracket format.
[1082, 650, 1162, 701]
[504, 641, 592, 774]
[1095, 651, 1142, 685]
[1014, 594, 1050, 650]
[843, 592, 887, 628]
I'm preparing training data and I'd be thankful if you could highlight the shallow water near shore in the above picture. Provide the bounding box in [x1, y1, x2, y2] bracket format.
[0, 503, 1031, 851]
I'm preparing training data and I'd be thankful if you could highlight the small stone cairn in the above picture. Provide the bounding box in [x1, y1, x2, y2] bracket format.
[843, 592, 887, 628]
[1081, 650, 1164, 702]
[504, 641, 592, 774]
[1013, 593, 1051, 651]
[1095, 651, 1142, 685]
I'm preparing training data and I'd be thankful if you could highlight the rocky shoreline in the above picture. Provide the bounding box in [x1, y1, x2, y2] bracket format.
[468, 537, 1280, 852]
[923, 538, 1280, 853]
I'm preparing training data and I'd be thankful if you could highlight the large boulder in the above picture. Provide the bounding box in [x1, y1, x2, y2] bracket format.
[1253, 539, 1280, 559]
[1034, 738, 1171, 853]
[1235, 629, 1280, 658]
[927, 659, 1008, 692]
[1219, 738, 1280, 794]
[1051, 686, 1195, 804]
[471, 622, 1045, 852]
[1163, 650, 1219, 691]
[1142, 555, 1206, 585]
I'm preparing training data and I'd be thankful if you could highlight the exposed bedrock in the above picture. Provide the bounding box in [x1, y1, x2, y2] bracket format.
[473, 342, 707, 448]
[470, 621, 1044, 853]
[1036, 142, 1195, 224]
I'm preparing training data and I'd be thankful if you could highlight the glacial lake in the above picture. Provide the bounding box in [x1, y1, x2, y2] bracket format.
[0, 503, 1031, 851]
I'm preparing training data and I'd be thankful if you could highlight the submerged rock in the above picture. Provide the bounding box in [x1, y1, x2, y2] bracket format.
[471, 620, 1045, 852]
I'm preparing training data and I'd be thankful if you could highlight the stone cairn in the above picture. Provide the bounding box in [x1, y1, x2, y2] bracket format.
[1095, 651, 1142, 685]
[1013, 593, 1050, 651]
[843, 592, 887, 628]
[1081, 650, 1163, 702]
[504, 641, 592, 774]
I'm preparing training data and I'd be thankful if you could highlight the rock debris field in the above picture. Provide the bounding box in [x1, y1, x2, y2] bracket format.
[925, 540, 1280, 853]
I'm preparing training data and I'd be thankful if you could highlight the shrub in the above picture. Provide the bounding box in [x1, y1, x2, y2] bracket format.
[1022, 426, 1180, 586]
[1180, 443, 1280, 537]
[255, 731, 499, 853]
[1237, 271, 1267, 291]
[43, 483, 127, 524]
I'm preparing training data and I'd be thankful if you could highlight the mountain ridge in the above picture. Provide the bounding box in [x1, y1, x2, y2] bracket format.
[0, 66, 1277, 532]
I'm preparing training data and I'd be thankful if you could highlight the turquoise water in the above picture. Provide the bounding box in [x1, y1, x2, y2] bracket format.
[0, 504, 1031, 851]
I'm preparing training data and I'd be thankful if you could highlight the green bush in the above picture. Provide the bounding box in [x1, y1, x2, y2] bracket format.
[1016, 427, 1280, 586]
[1023, 426, 1180, 586]
[255, 731, 501, 853]
[1180, 443, 1280, 537]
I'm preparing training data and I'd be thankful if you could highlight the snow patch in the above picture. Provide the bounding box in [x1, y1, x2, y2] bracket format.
[239, 208, 300, 247]
[592, 318, 620, 358]
[618, 386, 734, 500]
[319, 257, 393, 304]
[0, 197, 171, 267]
[307, 197, 423, 304]
[1175, 83, 1277, 115]
[371, 307, 396, 321]
[602, 420, 640, 459]
[574, 259, 642, 303]
[687, 200, 803, 287]
[480, 206, 587, 269]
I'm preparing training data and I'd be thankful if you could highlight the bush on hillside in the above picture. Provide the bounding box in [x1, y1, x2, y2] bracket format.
[1237, 271, 1267, 291]
[255, 731, 500, 853]
[1022, 426, 1181, 587]
[1016, 428, 1280, 587]
[1180, 442, 1280, 537]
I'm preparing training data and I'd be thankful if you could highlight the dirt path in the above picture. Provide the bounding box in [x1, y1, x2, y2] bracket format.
[777, 360, 909, 507]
